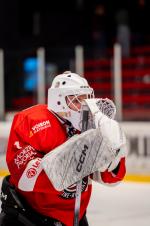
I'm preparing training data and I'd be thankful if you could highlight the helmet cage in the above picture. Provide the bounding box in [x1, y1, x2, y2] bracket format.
[66, 93, 94, 112]
[48, 72, 94, 131]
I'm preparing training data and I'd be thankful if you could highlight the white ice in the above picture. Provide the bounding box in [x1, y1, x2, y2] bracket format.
[87, 181, 150, 226]
[0, 178, 150, 226]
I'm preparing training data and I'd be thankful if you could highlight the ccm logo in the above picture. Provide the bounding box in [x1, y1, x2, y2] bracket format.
[76, 144, 88, 172]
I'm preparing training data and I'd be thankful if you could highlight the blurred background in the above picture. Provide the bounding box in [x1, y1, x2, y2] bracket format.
[0, 0, 150, 182]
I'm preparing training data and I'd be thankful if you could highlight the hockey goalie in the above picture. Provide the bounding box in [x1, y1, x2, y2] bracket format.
[0, 71, 127, 226]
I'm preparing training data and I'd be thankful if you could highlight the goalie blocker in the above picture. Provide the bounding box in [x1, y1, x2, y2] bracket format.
[41, 122, 126, 191]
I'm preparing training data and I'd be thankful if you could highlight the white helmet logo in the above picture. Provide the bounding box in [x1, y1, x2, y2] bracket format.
[54, 81, 60, 88]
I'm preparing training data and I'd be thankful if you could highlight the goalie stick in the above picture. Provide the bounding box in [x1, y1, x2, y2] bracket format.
[73, 104, 89, 226]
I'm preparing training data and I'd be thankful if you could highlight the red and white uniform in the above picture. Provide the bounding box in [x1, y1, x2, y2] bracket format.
[6, 104, 126, 226]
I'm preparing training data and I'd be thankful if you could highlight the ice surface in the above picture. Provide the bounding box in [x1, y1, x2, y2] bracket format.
[0, 178, 150, 226]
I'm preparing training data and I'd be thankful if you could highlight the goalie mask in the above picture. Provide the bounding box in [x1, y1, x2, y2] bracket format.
[48, 71, 94, 131]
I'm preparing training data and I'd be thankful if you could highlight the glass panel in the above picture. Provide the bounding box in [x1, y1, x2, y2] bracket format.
[4, 45, 150, 121]
[5, 48, 37, 111]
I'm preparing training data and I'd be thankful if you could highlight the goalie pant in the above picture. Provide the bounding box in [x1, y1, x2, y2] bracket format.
[5, 104, 126, 226]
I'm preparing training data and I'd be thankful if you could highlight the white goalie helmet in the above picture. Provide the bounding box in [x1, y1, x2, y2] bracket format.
[48, 71, 94, 131]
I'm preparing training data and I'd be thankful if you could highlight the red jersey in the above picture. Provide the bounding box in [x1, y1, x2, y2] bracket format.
[6, 104, 126, 226]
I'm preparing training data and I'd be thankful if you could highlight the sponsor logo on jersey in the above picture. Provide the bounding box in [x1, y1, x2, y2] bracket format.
[14, 145, 37, 169]
[26, 168, 37, 178]
[60, 177, 88, 199]
[30, 120, 51, 136]
[14, 141, 22, 149]
[26, 158, 41, 178]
